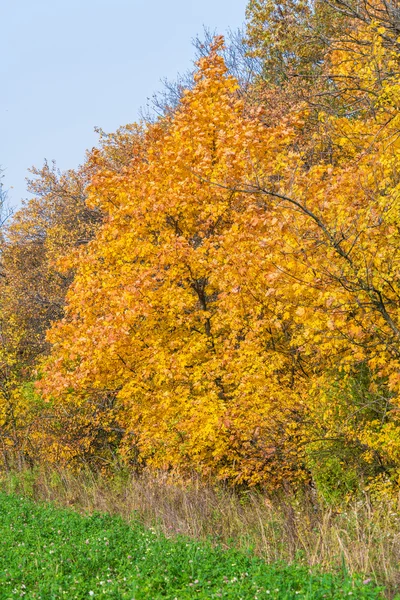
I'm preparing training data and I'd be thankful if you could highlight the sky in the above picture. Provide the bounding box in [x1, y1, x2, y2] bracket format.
[1, 0, 247, 209]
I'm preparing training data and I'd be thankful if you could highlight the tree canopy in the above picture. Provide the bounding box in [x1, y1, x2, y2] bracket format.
[1, 2, 400, 498]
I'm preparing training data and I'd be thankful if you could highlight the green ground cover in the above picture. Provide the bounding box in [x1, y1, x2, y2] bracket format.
[0, 492, 387, 599]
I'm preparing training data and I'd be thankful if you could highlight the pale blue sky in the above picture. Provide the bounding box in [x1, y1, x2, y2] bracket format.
[2, 0, 247, 208]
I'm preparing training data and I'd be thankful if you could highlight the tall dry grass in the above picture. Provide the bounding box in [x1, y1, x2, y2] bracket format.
[1, 467, 399, 597]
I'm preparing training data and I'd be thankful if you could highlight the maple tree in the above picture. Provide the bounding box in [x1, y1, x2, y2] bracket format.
[34, 39, 302, 483]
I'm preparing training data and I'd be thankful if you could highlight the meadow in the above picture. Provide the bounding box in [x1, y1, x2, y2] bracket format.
[0, 470, 398, 599]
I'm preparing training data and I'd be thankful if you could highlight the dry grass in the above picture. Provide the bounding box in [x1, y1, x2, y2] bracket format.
[1, 467, 399, 597]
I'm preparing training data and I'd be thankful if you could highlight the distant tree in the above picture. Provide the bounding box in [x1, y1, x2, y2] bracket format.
[0, 123, 145, 469]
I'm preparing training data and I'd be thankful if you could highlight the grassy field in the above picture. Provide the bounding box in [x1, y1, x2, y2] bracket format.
[2, 468, 400, 596]
[0, 491, 388, 600]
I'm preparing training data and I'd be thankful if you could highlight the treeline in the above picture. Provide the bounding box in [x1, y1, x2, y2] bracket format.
[1, 0, 400, 501]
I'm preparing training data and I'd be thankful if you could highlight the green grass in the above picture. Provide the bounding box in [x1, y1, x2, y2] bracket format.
[0, 492, 386, 600]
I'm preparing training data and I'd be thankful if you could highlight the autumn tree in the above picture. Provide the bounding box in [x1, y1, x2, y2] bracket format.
[244, 0, 400, 492]
[37, 39, 309, 484]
